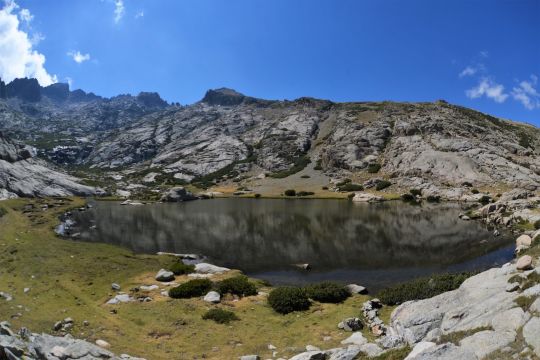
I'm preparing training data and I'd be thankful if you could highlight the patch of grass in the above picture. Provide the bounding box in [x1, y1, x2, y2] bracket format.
[216, 276, 258, 297]
[515, 295, 536, 311]
[521, 271, 540, 291]
[168, 261, 195, 275]
[367, 163, 381, 174]
[357, 346, 412, 360]
[268, 287, 311, 314]
[375, 180, 392, 191]
[437, 326, 492, 345]
[534, 220, 540, 230]
[202, 308, 239, 324]
[378, 272, 474, 305]
[268, 155, 311, 179]
[0, 206, 7, 218]
[169, 279, 213, 299]
[305, 282, 350, 304]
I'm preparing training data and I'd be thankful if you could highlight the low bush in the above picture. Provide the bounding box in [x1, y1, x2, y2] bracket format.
[338, 183, 364, 192]
[410, 189, 422, 197]
[284, 189, 296, 196]
[296, 191, 315, 196]
[268, 286, 311, 314]
[0, 207, 6, 218]
[169, 261, 195, 275]
[305, 282, 350, 303]
[478, 195, 491, 205]
[471, 189, 479, 194]
[216, 276, 257, 297]
[322, 186, 328, 190]
[300, 175, 310, 178]
[254, 193, 261, 198]
[377, 272, 474, 305]
[202, 308, 239, 324]
[462, 181, 473, 187]
[367, 163, 381, 173]
[400, 193, 415, 202]
[168, 279, 212, 299]
[426, 195, 441, 203]
[534, 219, 540, 230]
[375, 180, 392, 191]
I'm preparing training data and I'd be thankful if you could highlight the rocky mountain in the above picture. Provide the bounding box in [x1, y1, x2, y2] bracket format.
[0, 132, 99, 199]
[1, 79, 539, 198]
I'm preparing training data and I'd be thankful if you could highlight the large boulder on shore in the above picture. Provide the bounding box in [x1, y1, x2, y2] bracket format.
[160, 186, 197, 202]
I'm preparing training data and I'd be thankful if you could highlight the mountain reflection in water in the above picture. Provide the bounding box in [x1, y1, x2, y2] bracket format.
[72, 199, 514, 291]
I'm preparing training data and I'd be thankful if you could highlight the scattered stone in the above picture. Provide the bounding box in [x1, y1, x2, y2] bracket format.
[139, 285, 159, 291]
[523, 317, 540, 356]
[289, 351, 326, 360]
[155, 269, 175, 282]
[352, 192, 384, 203]
[0, 292, 13, 301]
[112, 283, 121, 291]
[505, 282, 520, 292]
[239, 356, 260, 360]
[359, 343, 384, 357]
[340, 332, 367, 346]
[96, 339, 111, 348]
[338, 318, 363, 332]
[404, 341, 437, 360]
[194, 263, 230, 274]
[345, 284, 367, 294]
[268, 344, 277, 350]
[107, 294, 134, 305]
[516, 255, 533, 271]
[203, 291, 221, 304]
[23, 288, 30, 294]
[305, 345, 320, 352]
[516, 234, 532, 247]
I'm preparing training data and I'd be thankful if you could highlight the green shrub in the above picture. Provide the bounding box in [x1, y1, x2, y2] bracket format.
[401, 193, 415, 202]
[0, 207, 6, 218]
[202, 308, 239, 324]
[478, 195, 491, 205]
[169, 279, 212, 299]
[300, 175, 310, 178]
[462, 181, 473, 187]
[305, 282, 350, 303]
[268, 286, 311, 314]
[534, 220, 540, 230]
[515, 295, 535, 311]
[169, 261, 195, 275]
[471, 189, 479, 194]
[426, 195, 441, 203]
[378, 272, 474, 305]
[296, 191, 315, 196]
[367, 163, 381, 173]
[375, 180, 392, 191]
[284, 189, 296, 196]
[410, 189, 422, 197]
[322, 186, 328, 190]
[216, 276, 257, 297]
[254, 193, 261, 198]
[336, 179, 351, 187]
[338, 183, 364, 192]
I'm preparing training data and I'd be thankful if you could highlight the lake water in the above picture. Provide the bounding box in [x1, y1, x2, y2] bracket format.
[71, 199, 515, 292]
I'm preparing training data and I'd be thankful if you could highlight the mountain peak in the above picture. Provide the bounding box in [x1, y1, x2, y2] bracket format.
[201, 88, 247, 106]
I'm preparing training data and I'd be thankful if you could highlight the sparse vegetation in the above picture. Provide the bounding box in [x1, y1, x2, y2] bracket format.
[268, 286, 311, 314]
[296, 191, 315, 196]
[216, 276, 258, 297]
[375, 180, 392, 191]
[471, 189, 479, 194]
[284, 189, 296, 196]
[378, 272, 474, 305]
[478, 195, 491, 205]
[534, 219, 540, 230]
[367, 163, 382, 173]
[437, 326, 492, 345]
[426, 195, 441, 202]
[305, 282, 350, 303]
[169, 261, 195, 275]
[202, 308, 239, 324]
[515, 295, 536, 311]
[410, 189, 422, 197]
[338, 183, 364, 192]
[268, 155, 311, 178]
[169, 279, 213, 299]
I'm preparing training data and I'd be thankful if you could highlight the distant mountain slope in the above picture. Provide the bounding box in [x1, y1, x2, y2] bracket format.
[1, 80, 539, 197]
[0, 132, 100, 199]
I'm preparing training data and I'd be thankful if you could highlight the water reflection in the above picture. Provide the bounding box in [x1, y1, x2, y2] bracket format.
[72, 199, 514, 290]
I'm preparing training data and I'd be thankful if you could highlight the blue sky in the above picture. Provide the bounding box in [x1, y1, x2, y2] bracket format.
[1, 0, 539, 123]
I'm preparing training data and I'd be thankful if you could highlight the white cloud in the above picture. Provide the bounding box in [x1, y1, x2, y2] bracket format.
[67, 50, 91, 64]
[0, 0, 57, 85]
[479, 50, 489, 58]
[459, 66, 477, 78]
[18, 7, 32, 24]
[114, 0, 124, 23]
[511, 75, 540, 110]
[135, 10, 144, 19]
[466, 78, 509, 103]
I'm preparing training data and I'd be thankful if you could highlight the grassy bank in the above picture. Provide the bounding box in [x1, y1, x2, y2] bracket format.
[0, 197, 395, 359]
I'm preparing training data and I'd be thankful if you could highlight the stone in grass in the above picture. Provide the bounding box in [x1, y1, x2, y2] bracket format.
[96, 339, 111, 348]
[517, 255, 533, 271]
[203, 291, 221, 304]
[346, 284, 367, 294]
[239, 356, 260, 360]
[338, 318, 363, 331]
[155, 269, 175, 282]
[111, 283, 121, 291]
[341, 332, 368, 346]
